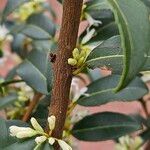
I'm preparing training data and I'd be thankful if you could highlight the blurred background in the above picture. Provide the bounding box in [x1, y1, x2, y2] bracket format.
[0, 0, 150, 149]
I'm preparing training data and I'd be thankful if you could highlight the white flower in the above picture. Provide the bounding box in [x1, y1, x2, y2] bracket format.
[115, 135, 143, 150]
[0, 25, 8, 40]
[48, 137, 55, 145]
[31, 117, 44, 133]
[57, 140, 72, 150]
[81, 28, 96, 45]
[70, 78, 89, 101]
[85, 13, 102, 27]
[9, 126, 38, 138]
[48, 115, 56, 131]
[35, 136, 47, 144]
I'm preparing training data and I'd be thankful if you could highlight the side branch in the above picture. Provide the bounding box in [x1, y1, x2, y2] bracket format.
[49, 0, 83, 141]
[22, 92, 42, 122]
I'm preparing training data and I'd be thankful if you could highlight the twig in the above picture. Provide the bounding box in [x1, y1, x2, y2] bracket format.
[22, 92, 42, 122]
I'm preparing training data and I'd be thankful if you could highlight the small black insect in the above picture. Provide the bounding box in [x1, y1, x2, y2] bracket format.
[49, 53, 56, 63]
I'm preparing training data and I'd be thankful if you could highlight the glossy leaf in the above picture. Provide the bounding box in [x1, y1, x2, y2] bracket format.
[86, 36, 123, 73]
[0, 118, 8, 148]
[0, 93, 18, 110]
[80, 22, 119, 46]
[77, 75, 148, 106]
[107, 0, 150, 91]
[72, 112, 141, 141]
[84, 0, 114, 25]
[86, 36, 150, 73]
[5, 139, 36, 150]
[10, 24, 51, 40]
[11, 34, 28, 59]
[26, 13, 56, 37]
[0, 119, 28, 148]
[17, 50, 52, 94]
[2, 0, 29, 22]
[42, 142, 54, 150]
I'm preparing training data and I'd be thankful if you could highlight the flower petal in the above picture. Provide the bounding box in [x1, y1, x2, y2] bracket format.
[16, 129, 37, 138]
[35, 136, 47, 144]
[48, 137, 55, 145]
[58, 140, 72, 150]
[30, 117, 44, 133]
[48, 115, 56, 131]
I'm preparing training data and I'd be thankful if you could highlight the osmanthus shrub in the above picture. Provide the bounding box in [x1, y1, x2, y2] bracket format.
[0, 0, 150, 149]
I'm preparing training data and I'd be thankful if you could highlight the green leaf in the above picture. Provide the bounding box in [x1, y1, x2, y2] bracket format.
[141, 0, 150, 8]
[141, 129, 150, 142]
[72, 112, 141, 141]
[42, 142, 54, 150]
[0, 119, 30, 149]
[0, 118, 8, 148]
[85, 0, 110, 12]
[26, 13, 56, 37]
[11, 33, 28, 59]
[87, 68, 102, 81]
[5, 139, 36, 150]
[86, 35, 150, 73]
[10, 24, 51, 40]
[107, 0, 150, 91]
[1, 0, 29, 22]
[86, 35, 123, 73]
[84, 0, 114, 25]
[81, 22, 119, 46]
[17, 50, 52, 94]
[0, 93, 18, 110]
[77, 75, 148, 106]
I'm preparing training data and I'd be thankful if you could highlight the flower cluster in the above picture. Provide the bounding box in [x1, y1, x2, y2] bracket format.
[68, 47, 90, 67]
[115, 135, 143, 150]
[13, 0, 45, 21]
[9, 116, 72, 150]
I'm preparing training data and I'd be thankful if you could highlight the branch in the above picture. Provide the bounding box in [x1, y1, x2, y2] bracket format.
[22, 92, 42, 122]
[49, 0, 83, 143]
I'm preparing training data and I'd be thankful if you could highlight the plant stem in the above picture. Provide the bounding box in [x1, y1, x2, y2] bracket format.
[22, 92, 42, 122]
[1, 79, 24, 86]
[49, 0, 83, 144]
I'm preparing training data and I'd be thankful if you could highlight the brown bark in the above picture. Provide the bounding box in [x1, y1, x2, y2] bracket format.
[49, 0, 83, 141]
[22, 93, 42, 122]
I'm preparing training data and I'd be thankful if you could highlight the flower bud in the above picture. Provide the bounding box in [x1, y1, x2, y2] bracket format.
[48, 115, 56, 131]
[77, 57, 85, 66]
[68, 58, 77, 66]
[9, 126, 26, 136]
[18, 96, 28, 102]
[72, 48, 80, 60]
[16, 129, 37, 138]
[30, 117, 44, 133]
[48, 137, 55, 145]
[9, 126, 37, 138]
[80, 50, 86, 58]
[35, 136, 47, 144]
[58, 140, 72, 150]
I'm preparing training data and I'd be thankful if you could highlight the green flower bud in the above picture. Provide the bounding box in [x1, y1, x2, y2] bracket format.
[68, 58, 77, 66]
[72, 48, 80, 60]
[18, 96, 28, 102]
[77, 57, 85, 66]
[80, 50, 86, 58]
